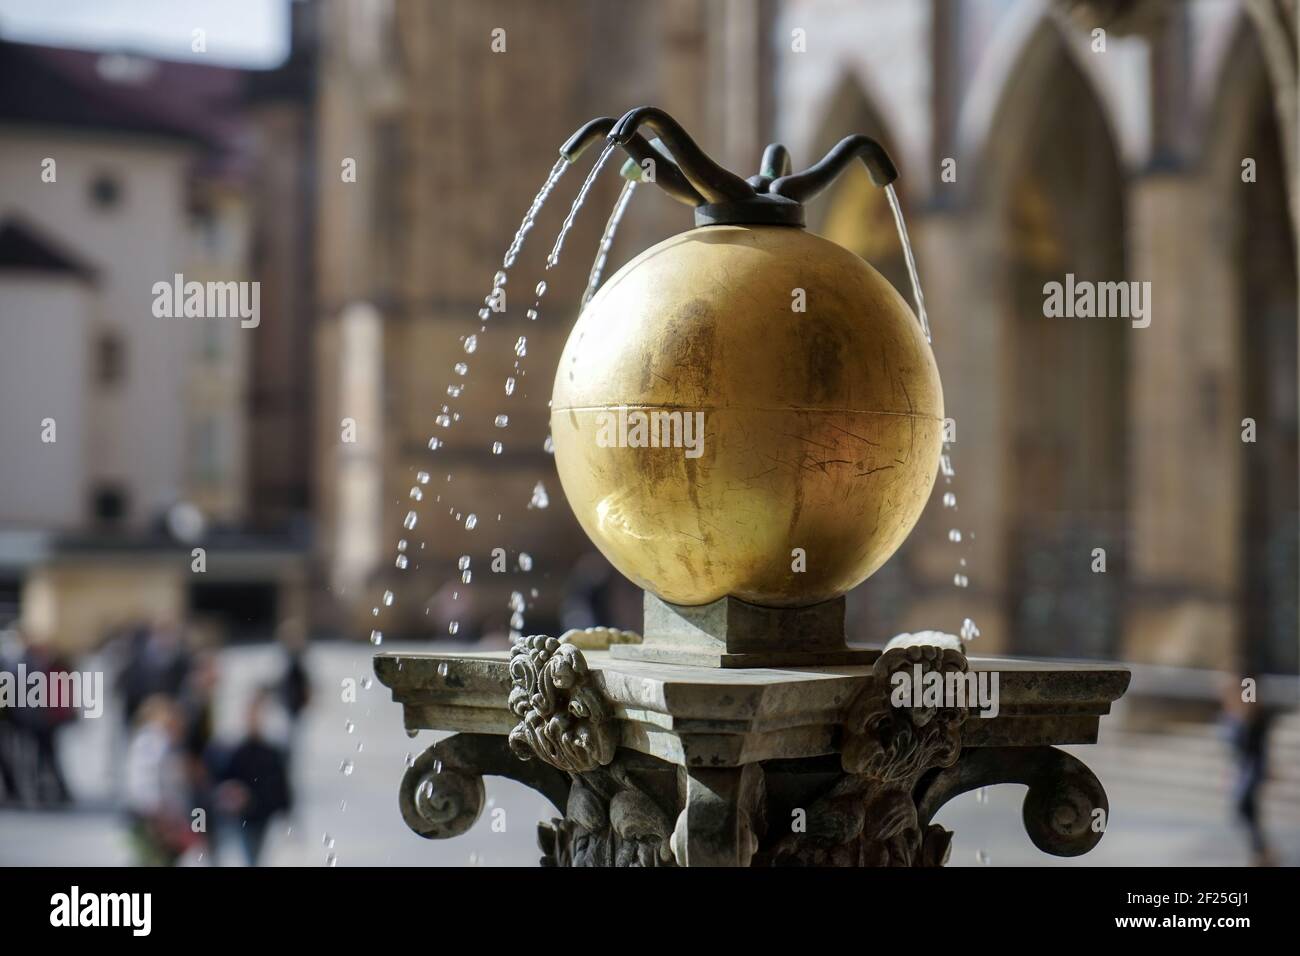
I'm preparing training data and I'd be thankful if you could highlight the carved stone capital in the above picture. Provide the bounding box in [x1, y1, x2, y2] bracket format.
[842, 642, 969, 782]
[508, 634, 619, 773]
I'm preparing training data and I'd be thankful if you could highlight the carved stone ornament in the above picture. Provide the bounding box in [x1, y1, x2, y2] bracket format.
[769, 641, 969, 866]
[538, 759, 677, 867]
[508, 634, 619, 773]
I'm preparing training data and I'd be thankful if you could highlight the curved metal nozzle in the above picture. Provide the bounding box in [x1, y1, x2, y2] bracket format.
[608, 106, 754, 205]
[759, 143, 793, 181]
[769, 134, 898, 202]
[560, 115, 704, 206]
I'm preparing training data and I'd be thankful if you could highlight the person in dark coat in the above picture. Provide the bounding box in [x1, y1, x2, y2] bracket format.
[215, 687, 292, 866]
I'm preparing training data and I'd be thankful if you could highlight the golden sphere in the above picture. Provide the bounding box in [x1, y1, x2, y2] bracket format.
[550, 224, 943, 608]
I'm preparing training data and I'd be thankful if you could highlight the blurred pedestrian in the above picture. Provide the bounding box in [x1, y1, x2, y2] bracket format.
[215, 687, 292, 866]
[117, 619, 191, 728]
[14, 629, 75, 805]
[1221, 674, 1276, 866]
[124, 694, 199, 866]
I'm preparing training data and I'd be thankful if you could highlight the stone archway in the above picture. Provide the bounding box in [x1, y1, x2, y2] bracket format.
[1208, 20, 1299, 676]
[976, 20, 1129, 659]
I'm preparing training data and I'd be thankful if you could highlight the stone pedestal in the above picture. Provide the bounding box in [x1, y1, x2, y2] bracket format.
[374, 621, 1129, 866]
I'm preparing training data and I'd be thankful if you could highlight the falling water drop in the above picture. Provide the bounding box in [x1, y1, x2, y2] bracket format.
[404, 511, 418, 530]
[947, 529, 962, 543]
[505, 377, 516, 396]
[514, 336, 527, 358]
[960, 618, 981, 642]
[526, 308, 538, 321]
[454, 362, 468, 376]
[339, 759, 354, 776]
[528, 482, 549, 510]
[465, 514, 478, 530]
[953, 573, 968, 588]
[409, 487, 423, 501]
[382, 590, 394, 607]
[494, 414, 509, 428]
[369, 629, 383, 646]
[449, 621, 460, 635]
[437, 661, 449, 677]
[492, 441, 503, 455]
[543, 436, 554, 454]
[518, 552, 534, 572]
[942, 492, 957, 508]
[535, 280, 547, 297]
[395, 554, 409, 570]
[427, 437, 442, 451]
[344, 720, 355, 735]
[463, 335, 478, 354]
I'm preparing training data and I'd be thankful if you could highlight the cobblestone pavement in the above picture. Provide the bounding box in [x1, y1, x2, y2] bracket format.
[1, 643, 1295, 867]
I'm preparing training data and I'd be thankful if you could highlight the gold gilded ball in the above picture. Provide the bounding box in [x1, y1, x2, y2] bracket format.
[550, 224, 943, 608]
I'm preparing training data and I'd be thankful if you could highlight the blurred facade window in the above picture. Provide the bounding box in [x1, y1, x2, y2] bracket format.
[88, 172, 123, 211]
[90, 483, 129, 526]
[94, 329, 125, 387]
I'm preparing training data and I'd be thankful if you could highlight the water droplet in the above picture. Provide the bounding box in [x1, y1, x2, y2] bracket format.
[976, 849, 991, 866]
[942, 492, 957, 508]
[976, 786, 988, 805]
[463, 335, 478, 354]
[458, 555, 471, 570]
[953, 573, 968, 588]
[371, 607, 380, 617]
[454, 362, 468, 376]
[510, 611, 525, 630]
[446, 384, 462, 398]
[417, 471, 430, 484]
[535, 280, 547, 297]
[543, 435, 554, 454]
[409, 486, 423, 501]
[505, 377, 516, 396]
[397, 539, 408, 552]
[361, 676, 373, 690]
[322, 832, 334, 848]
[526, 308, 538, 321]
[947, 529, 962, 543]
[436, 414, 451, 428]
[493, 270, 507, 287]
[960, 618, 981, 642]
[492, 441, 503, 455]
[449, 621, 459, 635]
[369, 630, 383, 646]
[465, 514, 478, 530]
[494, 414, 509, 428]
[344, 720, 355, 734]
[404, 511, 418, 530]
[528, 482, 549, 510]
[437, 661, 449, 677]
[383, 590, 394, 607]
[395, 554, 409, 570]
[518, 552, 533, 572]
[404, 752, 415, 768]
[461, 569, 472, 584]
[428, 437, 442, 451]
[339, 759, 354, 776]
[514, 337, 527, 357]
[477, 308, 490, 321]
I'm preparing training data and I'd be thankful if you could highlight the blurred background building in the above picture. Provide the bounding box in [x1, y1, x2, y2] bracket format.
[0, 0, 1296, 865]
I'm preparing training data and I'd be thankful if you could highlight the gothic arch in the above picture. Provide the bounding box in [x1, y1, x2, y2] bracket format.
[972, 18, 1129, 659]
[1205, 18, 1299, 675]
